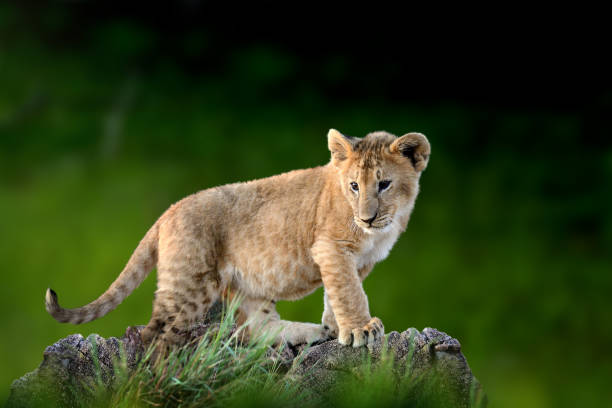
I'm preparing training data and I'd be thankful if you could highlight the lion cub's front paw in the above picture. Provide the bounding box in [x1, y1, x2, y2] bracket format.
[322, 321, 339, 339]
[338, 317, 385, 347]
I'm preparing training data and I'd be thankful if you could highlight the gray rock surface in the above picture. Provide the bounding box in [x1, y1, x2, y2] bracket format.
[290, 327, 486, 407]
[7, 326, 145, 408]
[7, 320, 486, 407]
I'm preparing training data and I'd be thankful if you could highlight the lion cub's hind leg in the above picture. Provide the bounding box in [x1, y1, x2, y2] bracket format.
[141, 252, 221, 355]
[141, 282, 218, 353]
[141, 206, 225, 356]
[240, 298, 332, 347]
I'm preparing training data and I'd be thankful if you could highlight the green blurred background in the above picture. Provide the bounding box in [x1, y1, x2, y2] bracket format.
[1, 3, 611, 407]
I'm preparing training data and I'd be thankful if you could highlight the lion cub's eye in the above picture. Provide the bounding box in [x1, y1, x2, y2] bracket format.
[350, 182, 359, 192]
[378, 180, 391, 192]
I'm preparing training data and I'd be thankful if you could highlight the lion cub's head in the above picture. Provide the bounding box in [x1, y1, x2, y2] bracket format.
[328, 129, 430, 234]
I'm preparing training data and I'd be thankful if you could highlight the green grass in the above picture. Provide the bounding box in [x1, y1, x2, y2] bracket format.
[49, 299, 483, 408]
[82, 299, 302, 408]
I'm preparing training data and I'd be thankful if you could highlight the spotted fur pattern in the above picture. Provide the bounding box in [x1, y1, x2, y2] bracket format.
[45, 129, 430, 350]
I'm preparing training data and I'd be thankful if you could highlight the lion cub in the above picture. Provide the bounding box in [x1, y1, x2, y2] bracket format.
[46, 129, 430, 349]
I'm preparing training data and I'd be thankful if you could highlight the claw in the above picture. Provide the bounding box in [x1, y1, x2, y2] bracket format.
[338, 317, 384, 347]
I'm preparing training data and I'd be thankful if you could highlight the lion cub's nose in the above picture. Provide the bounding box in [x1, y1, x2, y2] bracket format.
[360, 212, 378, 225]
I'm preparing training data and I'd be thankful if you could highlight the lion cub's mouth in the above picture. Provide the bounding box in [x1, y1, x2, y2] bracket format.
[355, 217, 393, 233]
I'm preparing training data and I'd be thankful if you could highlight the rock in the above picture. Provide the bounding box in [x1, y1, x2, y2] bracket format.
[290, 327, 486, 407]
[6, 327, 145, 408]
[6, 318, 486, 407]
[6, 303, 225, 408]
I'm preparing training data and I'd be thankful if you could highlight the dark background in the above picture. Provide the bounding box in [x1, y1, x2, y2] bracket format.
[1, 3, 611, 406]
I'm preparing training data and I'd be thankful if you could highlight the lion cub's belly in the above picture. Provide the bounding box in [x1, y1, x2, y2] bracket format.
[221, 254, 322, 301]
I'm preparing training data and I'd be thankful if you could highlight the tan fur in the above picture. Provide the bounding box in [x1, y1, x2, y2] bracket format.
[45, 129, 430, 349]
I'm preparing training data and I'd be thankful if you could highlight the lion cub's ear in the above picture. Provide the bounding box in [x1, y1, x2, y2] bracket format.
[390, 132, 431, 172]
[328, 129, 354, 165]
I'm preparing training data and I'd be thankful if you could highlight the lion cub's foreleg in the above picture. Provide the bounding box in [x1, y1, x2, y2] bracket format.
[321, 264, 373, 336]
[322, 290, 339, 337]
[240, 298, 331, 346]
[312, 239, 384, 347]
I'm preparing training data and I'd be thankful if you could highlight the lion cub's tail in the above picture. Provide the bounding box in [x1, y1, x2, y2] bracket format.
[45, 222, 159, 324]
